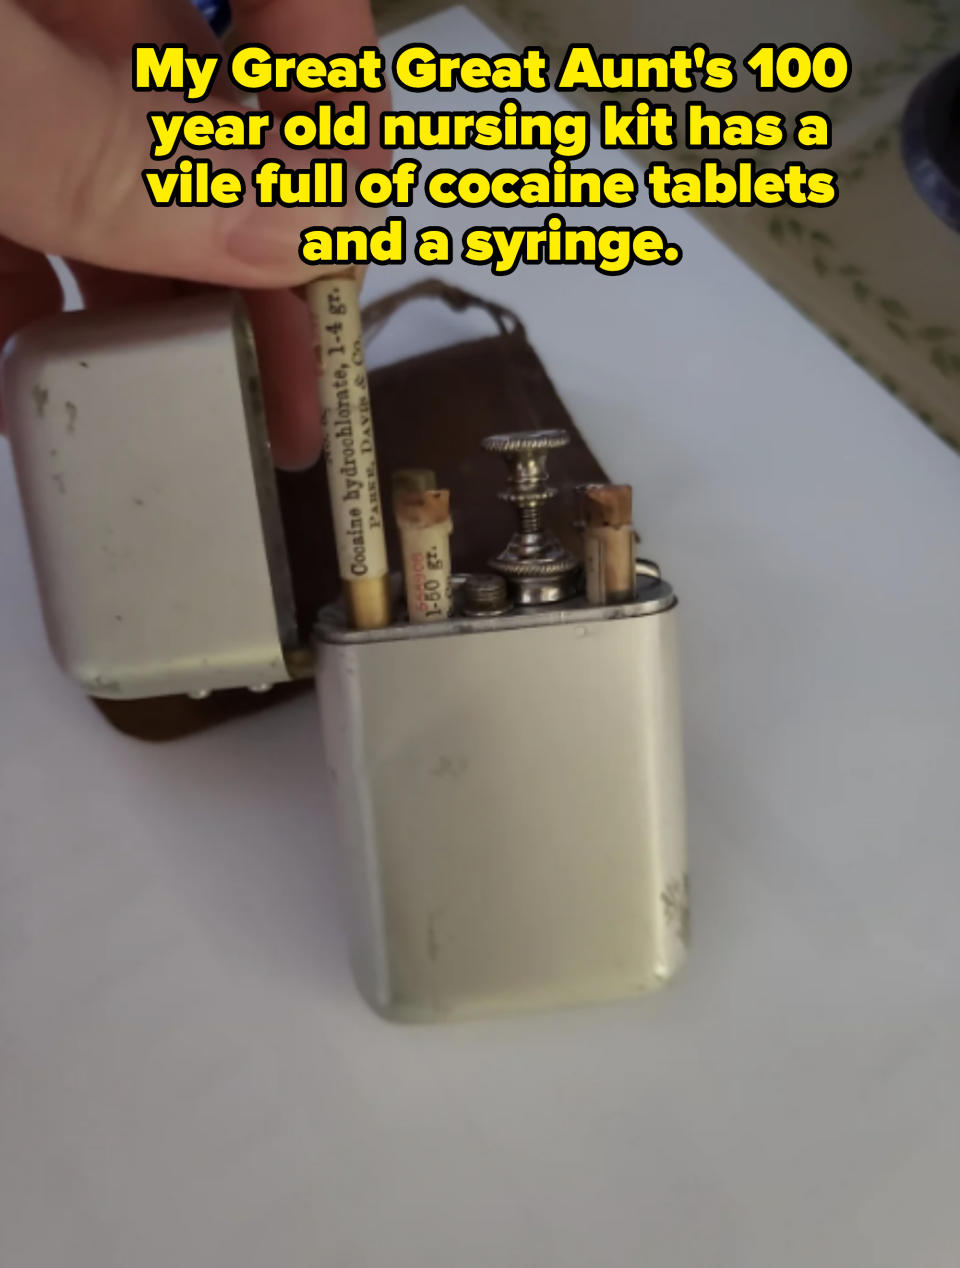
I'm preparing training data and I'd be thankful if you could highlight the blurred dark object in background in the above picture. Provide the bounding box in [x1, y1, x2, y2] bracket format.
[903, 52, 960, 233]
[192, 0, 231, 37]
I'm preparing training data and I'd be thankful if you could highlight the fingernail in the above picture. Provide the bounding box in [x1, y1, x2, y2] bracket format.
[225, 162, 383, 282]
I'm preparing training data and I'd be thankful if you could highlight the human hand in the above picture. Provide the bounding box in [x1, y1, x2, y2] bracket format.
[0, 0, 381, 469]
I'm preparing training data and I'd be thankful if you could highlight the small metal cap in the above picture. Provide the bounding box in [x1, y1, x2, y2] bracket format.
[462, 573, 512, 618]
[481, 429, 569, 455]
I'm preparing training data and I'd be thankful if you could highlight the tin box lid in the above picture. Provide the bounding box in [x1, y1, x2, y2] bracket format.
[2, 291, 300, 700]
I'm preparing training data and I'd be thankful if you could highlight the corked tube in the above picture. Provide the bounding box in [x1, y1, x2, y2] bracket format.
[305, 275, 390, 630]
[583, 484, 636, 606]
[394, 489, 454, 623]
[392, 468, 437, 498]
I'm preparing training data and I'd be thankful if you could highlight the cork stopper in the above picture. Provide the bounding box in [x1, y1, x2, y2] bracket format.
[392, 468, 437, 499]
[394, 488, 451, 530]
[583, 484, 633, 529]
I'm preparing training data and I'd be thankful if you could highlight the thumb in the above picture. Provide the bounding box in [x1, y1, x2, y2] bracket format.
[0, 2, 362, 288]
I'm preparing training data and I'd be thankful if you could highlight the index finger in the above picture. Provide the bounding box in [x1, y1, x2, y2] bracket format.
[229, 0, 385, 148]
[229, 0, 378, 87]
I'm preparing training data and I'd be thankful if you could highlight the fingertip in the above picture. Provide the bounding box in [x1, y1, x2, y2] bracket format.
[244, 287, 324, 470]
[272, 434, 325, 473]
[224, 190, 381, 289]
[264, 401, 324, 473]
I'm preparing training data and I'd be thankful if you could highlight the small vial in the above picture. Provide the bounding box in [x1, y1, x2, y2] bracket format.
[583, 484, 637, 605]
[394, 489, 454, 623]
[305, 274, 390, 631]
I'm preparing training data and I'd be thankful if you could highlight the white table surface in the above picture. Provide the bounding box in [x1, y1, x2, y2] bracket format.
[4, 8, 960, 1265]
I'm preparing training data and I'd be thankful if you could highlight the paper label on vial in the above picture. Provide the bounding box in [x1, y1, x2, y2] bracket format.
[584, 533, 605, 605]
[401, 525, 453, 623]
[584, 526, 634, 604]
[308, 279, 388, 582]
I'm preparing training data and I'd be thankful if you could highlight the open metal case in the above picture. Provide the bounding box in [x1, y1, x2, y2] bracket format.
[1, 288, 688, 1023]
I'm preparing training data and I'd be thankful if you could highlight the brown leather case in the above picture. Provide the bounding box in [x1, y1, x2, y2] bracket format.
[94, 281, 609, 741]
